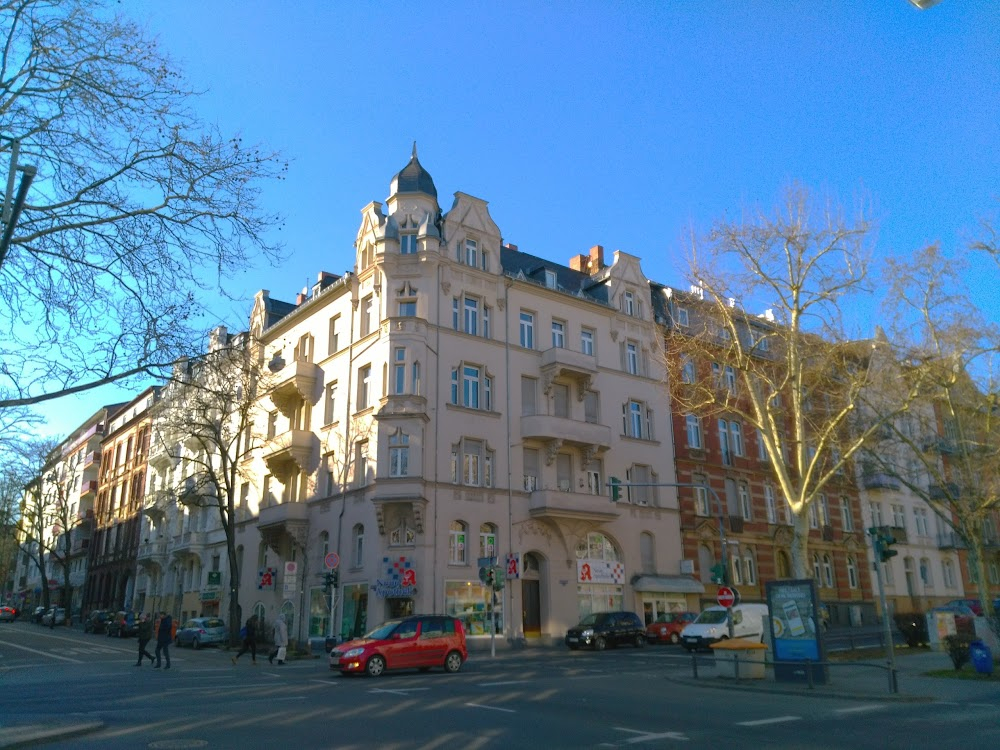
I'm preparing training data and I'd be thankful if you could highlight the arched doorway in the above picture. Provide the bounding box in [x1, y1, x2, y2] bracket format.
[521, 552, 543, 637]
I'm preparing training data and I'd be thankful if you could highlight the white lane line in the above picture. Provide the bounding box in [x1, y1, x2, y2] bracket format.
[834, 705, 884, 715]
[0, 639, 82, 662]
[737, 716, 801, 727]
[465, 702, 516, 713]
[479, 680, 530, 687]
[310, 679, 337, 685]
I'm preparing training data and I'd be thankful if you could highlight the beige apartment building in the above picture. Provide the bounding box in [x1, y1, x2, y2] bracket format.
[192, 149, 698, 646]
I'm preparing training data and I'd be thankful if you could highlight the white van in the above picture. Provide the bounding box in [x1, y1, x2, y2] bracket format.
[680, 604, 769, 651]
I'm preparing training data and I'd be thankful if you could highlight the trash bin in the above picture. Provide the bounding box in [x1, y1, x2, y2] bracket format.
[969, 639, 993, 675]
[710, 638, 768, 679]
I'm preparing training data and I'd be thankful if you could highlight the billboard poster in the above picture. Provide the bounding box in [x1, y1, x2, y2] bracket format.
[766, 578, 827, 684]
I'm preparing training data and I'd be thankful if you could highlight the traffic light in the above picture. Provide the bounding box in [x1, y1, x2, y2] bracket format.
[323, 569, 340, 592]
[878, 529, 898, 562]
[492, 566, 505, 591]
[609, 477, 621, 502]
[710, 563, 726, 585]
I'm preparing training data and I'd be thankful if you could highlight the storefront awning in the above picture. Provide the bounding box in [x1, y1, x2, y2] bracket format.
[631, 575, 705, 594]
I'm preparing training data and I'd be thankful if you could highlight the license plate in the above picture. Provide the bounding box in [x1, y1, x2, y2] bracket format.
[567, 637, 578, 643]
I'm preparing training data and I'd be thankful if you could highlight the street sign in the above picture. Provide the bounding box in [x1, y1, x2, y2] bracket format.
[324, 551, 340, 570]
[717, 586, 737, 608]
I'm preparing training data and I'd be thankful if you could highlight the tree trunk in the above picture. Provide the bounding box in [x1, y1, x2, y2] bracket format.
[788, 509, 811, 580]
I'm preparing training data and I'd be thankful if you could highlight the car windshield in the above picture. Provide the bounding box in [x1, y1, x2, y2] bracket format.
[365, 620, 403, 640]
[575, 613, 599, 627]
[204, 619, 224, 628]
[695, 609, 728, 624]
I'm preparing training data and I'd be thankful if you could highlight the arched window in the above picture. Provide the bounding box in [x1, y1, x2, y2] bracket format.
[731, 554, 743, 585]
[942, 558, 955, 588]
[576, 531, 621, 562]
[479, 523, 497, 559]
[822, 555, 834, 588]
[449, 521, 468, 564]
[847, 556, 859, 589]
[812, 553, 822, 583]
[919, 557, 931, 586]
[743, 552, 757, 584]
[640, 532, 655, 573]
[352, 524, 364, 567]
[776, 550, 791, 579]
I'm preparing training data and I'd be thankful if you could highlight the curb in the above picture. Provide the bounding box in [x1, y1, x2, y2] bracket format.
[0, 720, 105, 749]
[663, 675, 934, 703]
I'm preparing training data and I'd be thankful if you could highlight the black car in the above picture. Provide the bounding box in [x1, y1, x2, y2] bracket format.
[565, 611, 646, 651]
[106, 611, 139, 638]
[83, 609, 112, 634]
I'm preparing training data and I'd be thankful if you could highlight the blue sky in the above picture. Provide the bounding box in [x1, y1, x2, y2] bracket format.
[33, 0, 1000, 437]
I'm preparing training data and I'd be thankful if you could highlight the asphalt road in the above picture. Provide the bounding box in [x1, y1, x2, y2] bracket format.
[2, 621, 997, 749]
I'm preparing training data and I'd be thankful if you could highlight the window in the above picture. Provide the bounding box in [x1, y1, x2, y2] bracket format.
[580, 328, 594, 356]
[355, 441, 368, 487]
[719, 420, 732, 465]
[627, 464, 653, 505]
[390, 521, 415, 547]
[764, 484, 777, 524]
[913, 507, 929, 537]
[544, 269, 557, 289]
[552, 320, 566, 348]
[451, 364, 493, 410]
[841, 497, 854, 532]
[812, 553, 822, 583]
[686, 414, 702, 449]
[267, 411, 278, 439]
[391, 348, 407, 394]
[676, 306, 689, 327]
[623, 400, 652, 439]
[756, 429, 769, 461]
[452, 438, 493, 487]
[523, 447, 539, 491]
[552, 383, 570, 418]
[777, 550, 791, 579]
[479, 524, 498, 559]
[398, 299, 416, 317]
[388, 431, 409, 477]
[584, 391, 599, 424]
[919, 557, 932, 586]
[891, 504, 905, 529]
[357, 365, 371, 409]
[818, 495, 830, 527]
[693, 475, 710, 516]
[808, 502, 819, 529]
[681, 357, 696, 384]
[942, 558, 956, 588]
[519, 311, 534, 349]
[847, 557, 858, 589]
[324, 381, 338, 424]
[822, 555, 834, 588]
[585, 458, 602, 495]
[360, 242, 375, 269]
[625, 341, 639, 375]
[622, 290, 641, 317]
[352, 524, 364, 566]
[360, 295, 374, 337]
[739, 482, 752, 520]
[730, 421, 744, 457]
[449, 521, 468, 564]
[743, 553, 757, 584]
[464, 239, 479, 268]
[731, 555, 743, 585]
[521, 376, 537, 416]
[400, 232, 418, 254]
[724, 366, 737, 394]
[869, 501, 883, 527]
[990, 561, 1000, 585]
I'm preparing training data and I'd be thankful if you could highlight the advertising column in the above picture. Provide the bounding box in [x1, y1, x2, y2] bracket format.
[766, 579, 827, 684]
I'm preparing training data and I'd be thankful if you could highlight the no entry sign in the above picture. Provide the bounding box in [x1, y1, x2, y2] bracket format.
[717, 586, 737, 608]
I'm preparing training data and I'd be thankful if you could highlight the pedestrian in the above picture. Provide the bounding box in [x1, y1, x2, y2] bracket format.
[231, 614, 258, 665]
[154, 611, 172, 669]
[136, 613, 155, 666]
[268, 614, 288, 665]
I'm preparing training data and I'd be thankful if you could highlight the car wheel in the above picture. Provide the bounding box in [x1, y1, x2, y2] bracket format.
[670, 632, 681, 645]
[567, 644, 579, 650]
[594, 636, 607, 651]
[365, 654, 386, 677]
[444, 650, 463, 673]
[193, 638, 201, 650]
[634, 634, 646, 648]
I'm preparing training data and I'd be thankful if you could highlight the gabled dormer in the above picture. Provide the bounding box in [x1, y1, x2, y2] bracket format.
[440, 191, 502, 276]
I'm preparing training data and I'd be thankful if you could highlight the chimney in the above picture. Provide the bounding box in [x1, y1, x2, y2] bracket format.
[296, 286, 308, 305]
[569, 245, 605, 273]
[504, 242, 518, 252]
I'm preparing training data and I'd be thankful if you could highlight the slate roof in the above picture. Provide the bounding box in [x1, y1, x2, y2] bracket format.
[500, 245, 611, 306]
[389, 144, 437, 199]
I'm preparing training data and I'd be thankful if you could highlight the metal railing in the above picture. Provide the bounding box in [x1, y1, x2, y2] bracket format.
[687, 651, 899, 694]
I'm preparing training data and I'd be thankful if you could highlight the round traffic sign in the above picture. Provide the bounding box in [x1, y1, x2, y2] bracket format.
[717, 586, 737, 608]
[324, 552, 340, 570]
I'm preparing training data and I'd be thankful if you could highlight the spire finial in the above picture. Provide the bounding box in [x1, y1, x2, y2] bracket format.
[412, 141, 418, 160]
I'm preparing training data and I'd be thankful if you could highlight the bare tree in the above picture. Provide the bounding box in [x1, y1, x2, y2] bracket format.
[665, 185, 909, 578]
[870, 243, 1000, 635]
[0, 0, 285, 411]
[9, 438, 60, 611]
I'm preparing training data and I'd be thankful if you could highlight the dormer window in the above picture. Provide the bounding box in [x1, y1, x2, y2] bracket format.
[622, 290, 642, 318]
[544, 270, 557, 289]
[465, 239, 478, 267]
[676, 307, 689, 327]
[360, 242, 375, 270]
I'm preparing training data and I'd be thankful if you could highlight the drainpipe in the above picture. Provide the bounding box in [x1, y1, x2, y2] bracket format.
[333, 289, 357, 640]
[503, 275, 515, 643]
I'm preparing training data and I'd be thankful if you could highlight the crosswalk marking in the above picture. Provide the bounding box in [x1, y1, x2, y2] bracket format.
[737, 716, 801, 727]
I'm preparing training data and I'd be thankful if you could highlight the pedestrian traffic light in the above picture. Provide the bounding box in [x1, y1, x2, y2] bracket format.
[609, 477, 621, 502]
[323, 570, 340, 592]
[492, 566, 505, 591]
[710, 563, 726, 584]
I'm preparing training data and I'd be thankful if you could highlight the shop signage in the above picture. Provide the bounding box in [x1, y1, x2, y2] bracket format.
[200, 590, 220, 602]
[766, 578, 827, 685]
[257, 567, 277, 590]
[505, 553, 520, 580]
[576, 559, 625, 585]
[373, 555, 417, 598]
[207, 571, 221, 586]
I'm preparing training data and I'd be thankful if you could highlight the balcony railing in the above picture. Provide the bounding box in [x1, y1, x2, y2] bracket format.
[520, 414, 612, 449]
[861, 472, 901, 491]
[79, 479, 99, 499]
[83, 449, 101, 468]
[528, 487, 620, 522]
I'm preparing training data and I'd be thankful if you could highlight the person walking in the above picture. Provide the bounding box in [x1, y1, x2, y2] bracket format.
[135, 613, 155, 666]
[268, 614, 288, 665]
[232, 614, 258, 665]
[154, 611, 172, 669]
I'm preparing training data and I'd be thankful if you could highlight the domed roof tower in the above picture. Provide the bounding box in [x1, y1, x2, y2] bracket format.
[389, 143, 437, 199]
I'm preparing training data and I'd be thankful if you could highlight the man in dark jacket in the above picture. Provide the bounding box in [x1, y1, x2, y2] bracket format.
[231, 614, 258, 665]
[154, 611, 172, 669]
[136, 613, 155, 666]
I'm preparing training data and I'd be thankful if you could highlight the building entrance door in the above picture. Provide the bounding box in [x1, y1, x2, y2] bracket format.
[522, 580, 540, 636]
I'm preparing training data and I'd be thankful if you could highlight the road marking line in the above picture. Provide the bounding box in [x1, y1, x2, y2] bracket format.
[0, 638, 81, 662]
[737, 716, 801, 727]
[310, 679, 337, 685]
[834, 705, 884, 714]
[465, 702, 516, 713]
[478, 680, 530, 686]
[612, 728, 689, 743]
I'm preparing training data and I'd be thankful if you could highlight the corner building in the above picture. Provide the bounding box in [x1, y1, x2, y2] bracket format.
[236, 150, 697, 645]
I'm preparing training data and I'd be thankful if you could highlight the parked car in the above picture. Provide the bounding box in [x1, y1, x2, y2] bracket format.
[565, 611, 646, 651]
[41, 607, 66, 626]
[175, 617, 228, 649]
[31, 606, 47, 623]
[681, 604, 769, 652]
[0, 606, 16, 622]
[106, 611, 138, 638]
[329, 615, 467, 677]
[645, 612, 698, 645]
[83, 610, 112, 634]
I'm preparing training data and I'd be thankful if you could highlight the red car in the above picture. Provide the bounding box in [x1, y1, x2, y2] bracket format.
[645, 612, 698, 645]
[329, 614, 467, 677]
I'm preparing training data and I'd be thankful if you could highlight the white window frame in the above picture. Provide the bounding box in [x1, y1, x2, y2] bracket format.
[580, 328, 594, 356]
[519, 311, 534, 349]
[686, 414, 702, 449]
[552, 320, 566, 349]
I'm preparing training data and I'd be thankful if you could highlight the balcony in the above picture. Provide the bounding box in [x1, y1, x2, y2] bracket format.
[83, 449, 101, 469]
[137, 539, 169, 568]
[257, 501, 310, 552]
[938, 530, 966, 550]
[540, 346, 597, 394]
[262, 429, 318, 475]
[886, 525, 908, 544]
[269, 359, 322, 415]
[79, 479, 99, 500]
[529, 487, 620, 523]
[861, 472, 901, 491]
[521, 415, 612, 451]
[171, 531, 206, 558]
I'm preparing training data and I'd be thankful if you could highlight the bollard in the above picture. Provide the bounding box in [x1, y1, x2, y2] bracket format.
[691, 651, 698, 679]
[805, 659, 814, 690]
[888, 662, 898, 694]
[734, 653, 741, 680]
